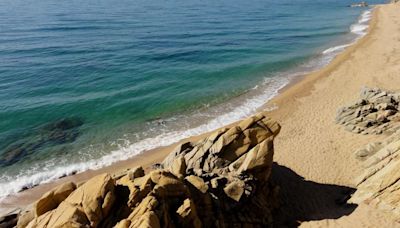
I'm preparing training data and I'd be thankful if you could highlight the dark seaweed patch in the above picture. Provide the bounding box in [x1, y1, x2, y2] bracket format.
[0, 117, 84, 167]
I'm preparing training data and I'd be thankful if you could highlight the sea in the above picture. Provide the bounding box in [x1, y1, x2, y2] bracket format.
[0, 0, 384, 200]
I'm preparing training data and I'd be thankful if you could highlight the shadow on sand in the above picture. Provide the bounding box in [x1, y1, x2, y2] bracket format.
[271, 163, 357, 227]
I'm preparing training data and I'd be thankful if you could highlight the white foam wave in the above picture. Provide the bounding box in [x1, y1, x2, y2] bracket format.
[322, 44, 351, 55]
[350, 24, 369, 35]
[350, 9, 372, 36]
[359, 10, 371, 23]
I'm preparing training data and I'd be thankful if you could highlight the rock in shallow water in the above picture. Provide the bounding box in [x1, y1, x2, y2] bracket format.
[39, 117, 84, 144]
[16, 112, 281, 228]
[0, 117, 84, 167]
[41, 117, 84, 132]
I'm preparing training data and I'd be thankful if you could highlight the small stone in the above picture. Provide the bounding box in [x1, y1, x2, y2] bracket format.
[170, 156, 186, 179]
[129, 166, 145, 179]
[176, 199, 202, 228]
[210, 177, 227, 189]
[224, 180, 245, 202]
[185, 175, 208, 194]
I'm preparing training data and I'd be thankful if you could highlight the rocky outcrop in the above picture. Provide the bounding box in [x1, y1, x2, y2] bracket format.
[350, 129, 400, 219]
[5, 113, 280, 228]
[339, 88, 400, 219]
[159, 113, 281, 226]
[336, 87, 400, 134]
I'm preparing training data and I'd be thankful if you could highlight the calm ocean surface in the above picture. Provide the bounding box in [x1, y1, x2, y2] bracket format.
[0, 0, 384, 198]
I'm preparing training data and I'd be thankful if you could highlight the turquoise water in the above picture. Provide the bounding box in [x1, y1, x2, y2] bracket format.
[0, 0, 384, 198]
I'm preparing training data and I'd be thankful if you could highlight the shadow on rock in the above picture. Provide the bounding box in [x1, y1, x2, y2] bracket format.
[0, 117, 84, 167]
[271, 163, 357, 227]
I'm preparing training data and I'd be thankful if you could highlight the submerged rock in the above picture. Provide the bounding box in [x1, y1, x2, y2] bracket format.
[336, 87, 400, 135]
[0, 117, 84, 167]
[40, 117, 83, 144]
[41, 117, 83, 132]
[14, 112, 281, 228]
[0, 143, 29, 167]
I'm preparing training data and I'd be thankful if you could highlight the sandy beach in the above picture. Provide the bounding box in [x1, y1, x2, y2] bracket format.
[2, 2, 400, 227]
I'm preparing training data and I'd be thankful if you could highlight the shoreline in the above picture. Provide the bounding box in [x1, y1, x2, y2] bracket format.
[270, 8, 377, 109]
[0, 5, 382, 213]
[261, 7, 377, 119]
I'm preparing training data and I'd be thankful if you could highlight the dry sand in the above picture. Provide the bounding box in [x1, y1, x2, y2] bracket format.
[2, 2, 400, 227]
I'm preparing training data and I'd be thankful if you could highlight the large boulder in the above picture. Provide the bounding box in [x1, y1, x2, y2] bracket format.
[160, 112, 281, 226]
[34, 182, 77, 217]
[26, 174, 115, 227]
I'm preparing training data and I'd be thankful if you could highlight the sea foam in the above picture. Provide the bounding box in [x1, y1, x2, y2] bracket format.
[322, 9, 372, 58]
[351, 9, 372, 36]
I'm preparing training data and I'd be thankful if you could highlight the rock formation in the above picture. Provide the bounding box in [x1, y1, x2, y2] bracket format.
[350, 129, 400, 219]
[1, 113, 281, 228]
[337, 88, 400, 219]
[336, 87, 400, 134]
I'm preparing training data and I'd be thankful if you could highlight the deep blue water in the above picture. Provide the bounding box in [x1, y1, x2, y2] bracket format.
[0, 0, 384, 198]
